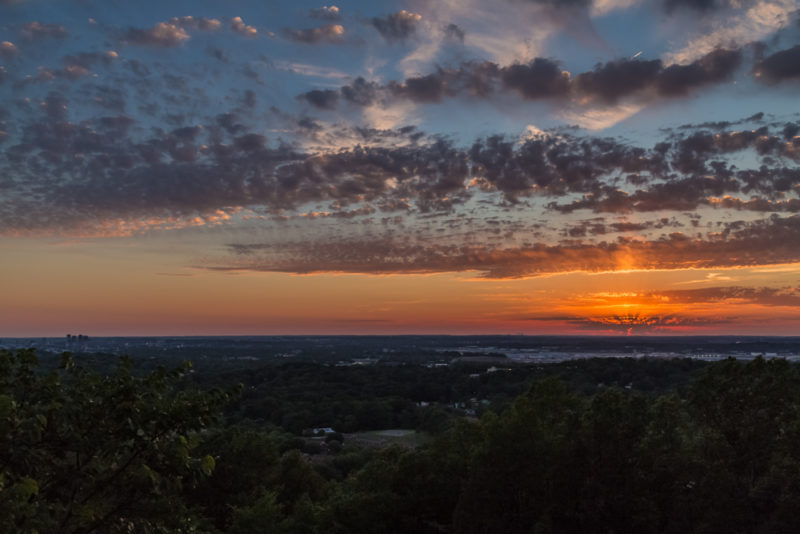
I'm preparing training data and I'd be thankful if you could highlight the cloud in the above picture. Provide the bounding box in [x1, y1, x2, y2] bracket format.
[502, 58, 571, 99]
[370, 10, 422, 42]
[1, 94, 797, 239]
[168, 16, 222, 32]
[444, 23, 466, 42]
[231, 16, 257, 38]
[575, 58, 661, 103]
[0, 41, 18, 59]
[283, 24, 346, 44]
[297, 48, 744, 113]
[124, 22, 190, 47]
[61, 51, 118, 79]
[756, 44, 800, 82]
[576, 48, 742, 103]
[658, 286, 800, 307]
[121, 16, 220, 48]
[526, 0, 592, 7]
[663, 0, 796, 64]
[310, 5, 341, 21]
[298, 89, 339, 109]
[214, 215, 800, 278]
[592, 0, 642, 16]
[0, 107, 456, 234]
[20, 21, 68, 41]
[661, 0, 720, 13]
[337, 77, 381, 106]
[657, 48, 742, 96]
[560, 313, 731, 333]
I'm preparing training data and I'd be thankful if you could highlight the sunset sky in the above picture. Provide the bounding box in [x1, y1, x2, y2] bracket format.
[1, 0, 800, 336]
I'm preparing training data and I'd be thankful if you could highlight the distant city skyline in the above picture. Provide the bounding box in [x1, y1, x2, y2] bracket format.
[2, 0, 799, 336]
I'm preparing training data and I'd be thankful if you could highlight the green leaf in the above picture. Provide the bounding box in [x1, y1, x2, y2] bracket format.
[200, 455, 215, 476]
[0, 394, 14, 418]
[15, 477, 39, 499]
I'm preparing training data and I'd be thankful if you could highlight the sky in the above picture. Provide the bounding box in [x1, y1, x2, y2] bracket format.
[1, 0, 800, 337]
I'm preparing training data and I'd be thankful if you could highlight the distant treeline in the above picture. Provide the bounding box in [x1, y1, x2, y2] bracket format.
[33, 349, 710, 434]
[4, 349, 800, 533]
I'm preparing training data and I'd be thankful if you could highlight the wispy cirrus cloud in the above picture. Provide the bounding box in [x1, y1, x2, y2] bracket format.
[663, 0, 797, 64]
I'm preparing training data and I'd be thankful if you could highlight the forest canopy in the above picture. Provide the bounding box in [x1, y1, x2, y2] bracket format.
[3, 348, 800, 533]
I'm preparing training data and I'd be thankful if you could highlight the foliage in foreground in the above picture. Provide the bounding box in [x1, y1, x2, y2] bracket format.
[4, 349, 800, 533]
[0, 349, 231, 533]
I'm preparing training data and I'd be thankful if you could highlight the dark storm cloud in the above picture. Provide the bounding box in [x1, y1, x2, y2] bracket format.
[756, 45, 800, 82]
[216, 215, 800, 278]
[20, 21, 68, 41]
[282, 24, 346, 44]
[370, 10, 422, 42]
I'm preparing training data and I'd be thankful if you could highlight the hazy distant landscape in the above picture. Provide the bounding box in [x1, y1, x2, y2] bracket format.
[5, 335, 800, 364]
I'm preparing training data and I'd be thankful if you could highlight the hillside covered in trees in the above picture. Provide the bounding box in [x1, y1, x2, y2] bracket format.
[3, 348, 800, 533]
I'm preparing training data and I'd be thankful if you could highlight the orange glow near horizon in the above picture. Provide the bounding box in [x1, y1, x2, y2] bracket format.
[2, 236, 800, 337]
